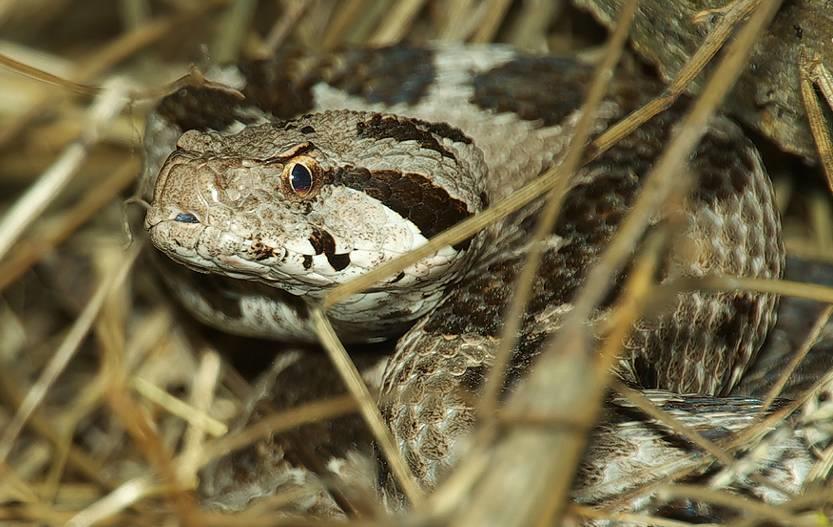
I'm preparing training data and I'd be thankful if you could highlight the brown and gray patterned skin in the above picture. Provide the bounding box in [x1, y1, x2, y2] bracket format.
[142, 45, 820, 523]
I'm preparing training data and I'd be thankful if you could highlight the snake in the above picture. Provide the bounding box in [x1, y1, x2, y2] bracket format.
[140, 45, 823, 523]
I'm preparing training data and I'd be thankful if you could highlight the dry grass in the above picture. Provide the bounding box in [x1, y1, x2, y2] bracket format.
[1, 1, 833, 526]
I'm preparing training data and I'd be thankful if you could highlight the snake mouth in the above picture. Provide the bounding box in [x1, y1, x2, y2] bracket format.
[146, 209, 457, 298]
[145, 208, 358, 295]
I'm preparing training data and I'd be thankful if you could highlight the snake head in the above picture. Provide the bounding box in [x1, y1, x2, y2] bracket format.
[145, 110, 487, 300]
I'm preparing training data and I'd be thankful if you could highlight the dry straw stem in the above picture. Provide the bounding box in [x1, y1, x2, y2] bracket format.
[692, 365, 833, 507]
[658, 484, 800, 525]
[446, 206, 666, 527]
[1, 1, 827, 526]
[586, 425, 783, 520]
[324, 0, 396, 48]
[572, 504, 724, 527]
[0, 243, 140, 464]
[0, 373, 116, 489]
[105, 370, 200, 526]
[437, 0, 484, 42]
[476, 0, 639, 417]
[212, 0, 258, 63]
[0, 77, 130, 262]
[321, 0, 767, 311]
[567, 0, 782, 329]
[70, 350, 232, 526]
[598, 293, 833, 510]
[587, 0, 760, 159]
[317, 0, 639, 509]
[196, 394, 357, 467]
[311, 309, 424, 506]
[0, 52, 98, 95]
[315, 0, 789, 522]
[368, 0, 427, 45]
[0, 157, 137, 289]
[262, 0, 312, 54]
[321, 0, 367, 49]
[682, 275, 833, 306]
[505, 0, 559, 52]
[0, 1, 231, 148]
[799, 52, 833, 196]
[195, 513, 387, 527]
[64, 476, 155, 527]
[762, 305, 833, 409]
[784, 226, 833, 260]
[470, 0, 514, 43]
[809, 189, 833, 254]
[130, 376, 227, 438]
[807, 439, 833, 488]
[611, 379, 796, 503]
[443, 1, 783, 525]
[177, 351, 223, 484]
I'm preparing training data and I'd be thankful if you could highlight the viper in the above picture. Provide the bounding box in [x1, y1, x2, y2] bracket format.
[141, 45, 818, 523]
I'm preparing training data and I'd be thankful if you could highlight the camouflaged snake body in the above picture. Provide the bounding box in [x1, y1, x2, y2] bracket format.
[141, 46, 814, 522]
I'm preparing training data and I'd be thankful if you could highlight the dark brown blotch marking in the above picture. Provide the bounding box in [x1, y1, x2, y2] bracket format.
[157, 87, 247, 132]
[356, 114, 458, 160]
[309, 228, 351, 271]
[470, 56, 594, 126]
[158, 51, 320, 132]
[654, 500, 727, 524]
[323, 46, 435, 106]
[300, 125, 315, 134]
[692, 130, 753, 202]
[302, 254, 313, 270]
[328, 167, 472, 246]
[422, 138, 649, 340]
[238, 52, 316, 120]
[457, 343, 544, 402]
[421, 253, 516, 337]
[249, 240, 281, 261]
[308, 229, 331, 255]
[309, 228, 338, 258]
[422, 121, 473, 145]
[327, 252, 351, 271]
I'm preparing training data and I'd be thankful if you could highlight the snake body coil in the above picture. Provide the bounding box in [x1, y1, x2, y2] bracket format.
[142, 46, 815, 523]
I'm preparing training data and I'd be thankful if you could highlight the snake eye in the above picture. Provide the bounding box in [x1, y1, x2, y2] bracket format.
[281, 155, 320, 198]
[288, 162, 314, 195]
[174, 212, 199, 223]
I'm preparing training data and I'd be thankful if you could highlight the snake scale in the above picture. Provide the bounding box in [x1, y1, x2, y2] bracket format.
[141, 45, 824, 523]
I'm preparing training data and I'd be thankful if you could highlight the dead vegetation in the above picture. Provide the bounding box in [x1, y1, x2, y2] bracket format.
[1, 1, 833, 526]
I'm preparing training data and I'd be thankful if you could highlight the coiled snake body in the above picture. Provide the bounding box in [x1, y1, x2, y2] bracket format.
[142, 46, 816, 522]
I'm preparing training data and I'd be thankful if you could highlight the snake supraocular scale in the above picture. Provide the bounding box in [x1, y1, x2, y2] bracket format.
[141, 45, 819, 522]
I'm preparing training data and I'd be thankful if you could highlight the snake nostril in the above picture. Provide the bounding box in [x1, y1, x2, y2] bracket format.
[174, 212, 200, 224]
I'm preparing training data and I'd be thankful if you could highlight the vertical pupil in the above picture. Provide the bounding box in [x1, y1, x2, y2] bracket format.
[290, 164, 313, 192]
